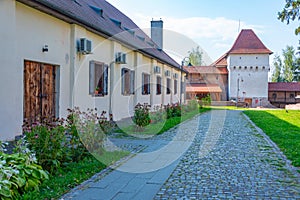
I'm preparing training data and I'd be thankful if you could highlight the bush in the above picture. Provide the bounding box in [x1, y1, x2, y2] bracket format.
[165, 103, 182, 119]
[183, 99, 199, 113]
[72, 108, 106, 155]
[201, 95, 212, 106]
[0, 138, 48, 199]
[99, 111, 116, 134]
[23, 107, 108, 173]
[150, 105, 166, 123]
[23, 119, 68, 173]
[133, 103, 151, 128]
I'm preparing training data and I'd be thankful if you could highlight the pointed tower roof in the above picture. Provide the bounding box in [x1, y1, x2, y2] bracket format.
[228, 29, 272, 54]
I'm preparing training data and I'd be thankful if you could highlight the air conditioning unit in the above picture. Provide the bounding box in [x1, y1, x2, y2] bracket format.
[115, 52, 126, 64]
[173, 73, 178, 79]
[79, 38, 92, 54]
[154, 66, 161, 74]
[165, 70, 170, 77]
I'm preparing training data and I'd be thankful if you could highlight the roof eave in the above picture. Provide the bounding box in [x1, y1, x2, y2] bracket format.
[17, 0, 182, 70]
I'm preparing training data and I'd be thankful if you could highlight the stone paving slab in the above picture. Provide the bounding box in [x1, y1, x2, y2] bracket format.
[154, 110, 300, 199]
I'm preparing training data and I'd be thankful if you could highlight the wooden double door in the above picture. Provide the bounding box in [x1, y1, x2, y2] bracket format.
[24, 61, 57, 124]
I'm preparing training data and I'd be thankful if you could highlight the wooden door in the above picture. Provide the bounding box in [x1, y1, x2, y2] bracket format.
[24, 61, 56, 124]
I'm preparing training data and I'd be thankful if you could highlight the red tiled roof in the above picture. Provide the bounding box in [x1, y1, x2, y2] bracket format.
[183, 66, 228, 74]
[210, 53, 227, 67]
[268, 82, 300, 92]
[186, 84, 222, 93]
[228, 29, 272, 55]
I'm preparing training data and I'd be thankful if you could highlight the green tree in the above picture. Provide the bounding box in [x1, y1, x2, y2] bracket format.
[278, 0, 300, 55]
[282, 45, 296, 82]
[278, 0, 300, 36]
[185, 46, 203, 66]
[271, 54, 283, 82]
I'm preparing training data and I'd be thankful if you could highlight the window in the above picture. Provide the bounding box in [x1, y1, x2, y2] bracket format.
[156, 76, 161, 95]
[174, 79, 177, 94]
[290, 93, 295, 99]
[142, 73, 150, 95]
[121, 68, 135, 95]
[166, 78, 171, 94]
[181, 81, 185, 94]
[89, 61, 108, 96]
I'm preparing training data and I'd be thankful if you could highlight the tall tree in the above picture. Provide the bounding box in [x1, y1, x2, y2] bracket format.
[282, 45, 296, 82]
[185, 46, 203, 66]
[271, 54, 283, 82]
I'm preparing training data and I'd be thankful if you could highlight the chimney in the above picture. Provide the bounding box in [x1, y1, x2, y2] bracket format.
[151, 19, 163, 50]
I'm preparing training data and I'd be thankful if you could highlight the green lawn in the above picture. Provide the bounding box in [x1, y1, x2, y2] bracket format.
[244, 110, 300, 167]
[22, 151, 129, 200]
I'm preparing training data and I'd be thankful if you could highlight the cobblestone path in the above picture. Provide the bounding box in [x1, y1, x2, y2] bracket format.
[154, 110, 300, 199]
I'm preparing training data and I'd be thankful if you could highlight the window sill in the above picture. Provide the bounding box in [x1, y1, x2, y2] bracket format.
[92, 94, 105, 97]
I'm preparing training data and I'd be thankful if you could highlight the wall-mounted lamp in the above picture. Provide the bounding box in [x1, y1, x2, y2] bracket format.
[42, 45, 48, 52]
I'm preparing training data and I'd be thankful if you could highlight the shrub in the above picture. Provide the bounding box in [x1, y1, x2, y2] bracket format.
[133, 103, 151, 128]
[71, 108, 106, 155]
[99, 111, 116, 134]
[201, 95, 212, 106]
[65, 108, 89, 162]
[0, 138, 48, 199]
[183, 99, 198, 113]
[165, 103, 182, 119]
[150, 105, 166, 123]
[23, 119, 68, 173]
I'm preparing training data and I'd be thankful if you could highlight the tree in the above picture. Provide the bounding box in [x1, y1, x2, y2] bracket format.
[271, 45, 299, 82]
[278, 0, 300, 54]
[271, 54, 283, 82]
[282, 46, 295, 82]
[185, 46, 203, 66]
[278, 0, 300, 36]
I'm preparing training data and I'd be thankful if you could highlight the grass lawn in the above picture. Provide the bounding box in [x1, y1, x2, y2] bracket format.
[244, 110, 300, 167]
[22, 150, 129, 200]
[116, 107, 211, 136]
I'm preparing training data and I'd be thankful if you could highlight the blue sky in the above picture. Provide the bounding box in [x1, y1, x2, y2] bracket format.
[107, 0, 299, 66]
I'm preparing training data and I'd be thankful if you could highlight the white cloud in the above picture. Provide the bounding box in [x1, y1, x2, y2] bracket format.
[131, 13, 265, 62]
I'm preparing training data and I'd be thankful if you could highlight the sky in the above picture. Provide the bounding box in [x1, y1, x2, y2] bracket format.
[106, 0, 299, 67]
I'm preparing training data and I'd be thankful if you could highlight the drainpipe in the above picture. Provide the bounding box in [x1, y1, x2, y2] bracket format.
[108, 61, 115, 120]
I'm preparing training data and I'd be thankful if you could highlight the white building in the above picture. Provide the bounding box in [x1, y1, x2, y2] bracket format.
[227, 29, 272, 107]
[0, 0, 186, 141]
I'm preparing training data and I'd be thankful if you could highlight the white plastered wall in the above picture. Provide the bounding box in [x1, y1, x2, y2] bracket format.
[228, 54, 269, 101]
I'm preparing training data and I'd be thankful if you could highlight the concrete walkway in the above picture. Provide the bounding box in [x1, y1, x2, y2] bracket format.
[62, 110, 300, 200]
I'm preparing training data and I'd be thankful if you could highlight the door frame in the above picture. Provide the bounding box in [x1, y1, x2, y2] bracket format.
[23, 60, 60, 123]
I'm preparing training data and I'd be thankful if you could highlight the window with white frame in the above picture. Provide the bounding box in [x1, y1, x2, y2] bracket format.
[121, 68, 135, 95]
[142, 73, 150, 95]
[174, 79, 177, 94]
[166, 78, 171, 94]
[89, 61, 108, 96]
[156, 76, 161, 95]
